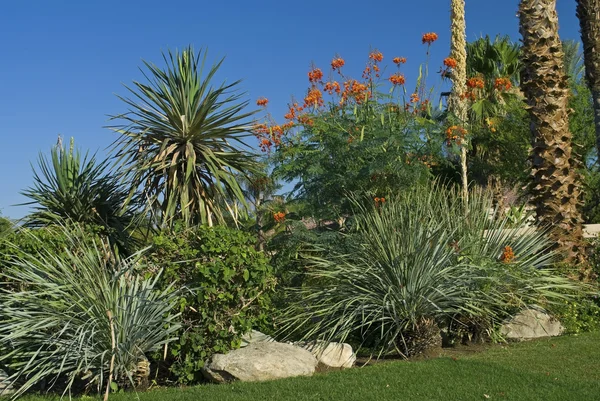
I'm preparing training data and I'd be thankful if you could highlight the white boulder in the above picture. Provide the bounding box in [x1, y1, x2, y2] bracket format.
[202, 342, 318, 383]
[501, 309, 564, 340]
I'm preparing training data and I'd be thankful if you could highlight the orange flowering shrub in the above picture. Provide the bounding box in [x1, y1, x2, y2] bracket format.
[422, 32, 438, 45]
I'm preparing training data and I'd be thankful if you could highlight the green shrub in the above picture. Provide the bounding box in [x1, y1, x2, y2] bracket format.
[145, 225, 275, 384]
[552, 297, 600, 334]
[279, 183, 580, 357]
[0, 225, 180, 398]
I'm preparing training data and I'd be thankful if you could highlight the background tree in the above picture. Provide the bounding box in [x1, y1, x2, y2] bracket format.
[519, 0, 584, 262]
[109, 47, 258, 228]
[576, 0, 600, 158]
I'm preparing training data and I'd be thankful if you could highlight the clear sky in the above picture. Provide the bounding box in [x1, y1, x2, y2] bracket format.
[0, 0, 584, 219]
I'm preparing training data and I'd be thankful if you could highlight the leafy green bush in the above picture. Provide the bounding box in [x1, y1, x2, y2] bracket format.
[0, 225, 180, 398]
[279, 183, 580, 357]
[145, 225, 275, 384]
[552, 297, 600, 334]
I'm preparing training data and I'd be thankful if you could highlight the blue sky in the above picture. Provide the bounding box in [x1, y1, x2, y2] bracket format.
[0, 0, 584, 219]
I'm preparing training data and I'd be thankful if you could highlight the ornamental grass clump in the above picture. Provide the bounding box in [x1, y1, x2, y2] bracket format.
[0, 226, 181, 399]
[279, 183, 581, 358]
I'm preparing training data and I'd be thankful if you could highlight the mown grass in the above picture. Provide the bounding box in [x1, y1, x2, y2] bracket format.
[21, 331, 600, 401]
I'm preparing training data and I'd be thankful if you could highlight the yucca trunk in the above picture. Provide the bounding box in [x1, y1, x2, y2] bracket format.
[519, 0, 584, 262]
[448, 0, 469, 202]
[576, 0, 600, 157]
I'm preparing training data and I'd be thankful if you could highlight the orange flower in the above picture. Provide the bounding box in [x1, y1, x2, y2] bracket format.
[259, 137, 272, 152]
[501, 245, 515, 263]
[445, 125, 468, 146]
[459, 91, 476, 102]
[308, 68, 324, 83]
[331, 57, 345, 70]
[304, 87, 324, 108]
[389, 73, 406, 86]
[369, 50, 383, 62]
[443, 57, 457, 69]
[466, 76, 485, 89]
[273, 211, 286, 223]
[393, 57, 407, 65]
[422, 32, 438, 45]
[324, 81, 341, 95]
[297, 114, 314, 126]
[410, 93, 420, 103]
[494, 77, 512, 91]
[256, 97, 269, 107]
[374, 197, 386, 207]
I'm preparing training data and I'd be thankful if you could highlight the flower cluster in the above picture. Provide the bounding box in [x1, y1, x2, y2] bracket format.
[324, 81, 341, 95]
[466, 76, 485, 89]
[273, 211, 286, 223]
[331, 57, 345, 71]
[369, 50, 384, 62]
[308, 67, 324, 83]
[494, 77, 512, 91]
[304, 88, 324, 108]
[253, 120, 293, 152]
[256, 97, 269, 107]
[410, 93, 420, 103]
[374, 197, 386, 207]
[443, 57, 457, 69]
[341, 79, 371, 105]
[445, 125, 468, 146]
[393, 57, 407, 65]
[501, 245, 515, 263]
[422, 32, 438, 45]
[389, 73, 406, 86]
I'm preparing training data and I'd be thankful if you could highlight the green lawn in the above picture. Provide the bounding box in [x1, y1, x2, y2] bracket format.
[22, 331, 600, 401]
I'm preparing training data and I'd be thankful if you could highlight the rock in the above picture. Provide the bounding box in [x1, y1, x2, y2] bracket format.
[240, 330, 275, 347]
[202, 342, 318, 383]
[0, 369, 14, 396]
[500, 309, 564, 340]
[298, 342, 356, 369]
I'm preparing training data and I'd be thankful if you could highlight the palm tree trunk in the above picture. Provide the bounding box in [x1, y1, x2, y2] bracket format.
[576, 0, 600, 158]
[448, 0, 469, 202]
[519, 0, 584, 262]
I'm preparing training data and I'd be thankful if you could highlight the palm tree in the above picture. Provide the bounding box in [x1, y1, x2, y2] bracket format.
[519, 0, 584, 262]
[576, 0, 600, 159]
[109, 46, 258, 228]
[21, 137, 137, 253]
[447, 0, 469, 201]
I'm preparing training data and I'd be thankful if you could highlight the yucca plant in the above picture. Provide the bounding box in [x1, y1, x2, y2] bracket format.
[109, 46, 258, 228]
[20, 138, 138, 254]
[279, 183, 580, 357]
[0, 225, 181, 399]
